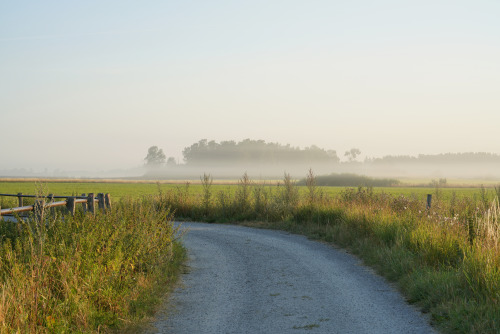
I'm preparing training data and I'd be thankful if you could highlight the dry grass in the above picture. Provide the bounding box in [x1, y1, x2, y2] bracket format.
[475, 198, 500, 251]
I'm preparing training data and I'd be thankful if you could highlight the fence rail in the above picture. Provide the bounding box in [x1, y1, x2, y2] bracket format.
[0, 192, 111, 220]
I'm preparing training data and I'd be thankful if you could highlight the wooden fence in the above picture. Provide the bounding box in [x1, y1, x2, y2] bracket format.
[0, 193, 111, 220]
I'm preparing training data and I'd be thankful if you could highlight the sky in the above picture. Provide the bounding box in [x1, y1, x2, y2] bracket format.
[1, 0, 499, 172]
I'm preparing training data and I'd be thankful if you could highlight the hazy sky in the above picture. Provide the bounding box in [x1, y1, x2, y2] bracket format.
[1, 1, 499, 171]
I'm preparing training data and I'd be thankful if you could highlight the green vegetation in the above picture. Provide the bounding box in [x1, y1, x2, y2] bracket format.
[0, 179, 487, 206]
[0, 181, 164, 206]
[1, 177, 499, 332]
[146, 174, 498, 334]
[0, 192, 185, 333]
[297, 173, 399, 187]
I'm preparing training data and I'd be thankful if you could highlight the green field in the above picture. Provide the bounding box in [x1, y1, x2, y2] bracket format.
[0, 179, 495, 208]
[0, 179, 495, 222]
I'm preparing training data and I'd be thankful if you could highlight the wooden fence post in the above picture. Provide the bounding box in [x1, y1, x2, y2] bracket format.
[87, 193, 95, 215]
[66, 197, 76, 216]
[81, 193, 87, 213]
[17, 193, 23, 207]
[426, 194, 432, 210]
[105, 193, 111, 210]
[97, 193, 105, 213]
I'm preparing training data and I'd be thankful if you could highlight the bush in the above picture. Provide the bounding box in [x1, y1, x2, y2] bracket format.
[297, 173, 400, 187]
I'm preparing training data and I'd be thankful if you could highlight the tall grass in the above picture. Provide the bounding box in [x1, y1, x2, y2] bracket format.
[155, 172, 499, 333]
[0, 195, 184, 333]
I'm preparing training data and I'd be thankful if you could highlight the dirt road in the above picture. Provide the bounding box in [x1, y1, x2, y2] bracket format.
[151, 222, 435, 333]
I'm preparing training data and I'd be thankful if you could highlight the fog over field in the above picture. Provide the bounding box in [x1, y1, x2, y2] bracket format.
[137, 141, 500, 180]
[1, 1, 499, 179]
[143, 162, 500, 181]
[3, 160, 500, 181]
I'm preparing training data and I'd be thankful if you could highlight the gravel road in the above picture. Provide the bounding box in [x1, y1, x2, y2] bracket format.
[151, 222, 435, 334]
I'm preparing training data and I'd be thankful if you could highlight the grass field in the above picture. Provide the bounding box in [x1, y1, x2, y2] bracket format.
[0, 179, 494, 205]
[1, 177, 499, 333]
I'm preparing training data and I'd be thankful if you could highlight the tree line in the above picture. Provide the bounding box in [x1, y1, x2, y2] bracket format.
[144, 140, 500, 167]
[181, 139, 340, 165]
[144, 139, 341, 166]
[367, 152, 500, 164]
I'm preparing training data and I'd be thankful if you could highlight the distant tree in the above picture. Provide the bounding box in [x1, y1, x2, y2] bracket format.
[344, 148, 361, 162]
[327, 150, 340, 163]
[144, 146, 166, 166]
[166, 157, 177, 166]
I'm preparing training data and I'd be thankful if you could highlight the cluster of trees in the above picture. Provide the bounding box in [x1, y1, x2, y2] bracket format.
[145, 140, 500, 169]
[180, 139, 340, 165]
[144, 139, 366, 168]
